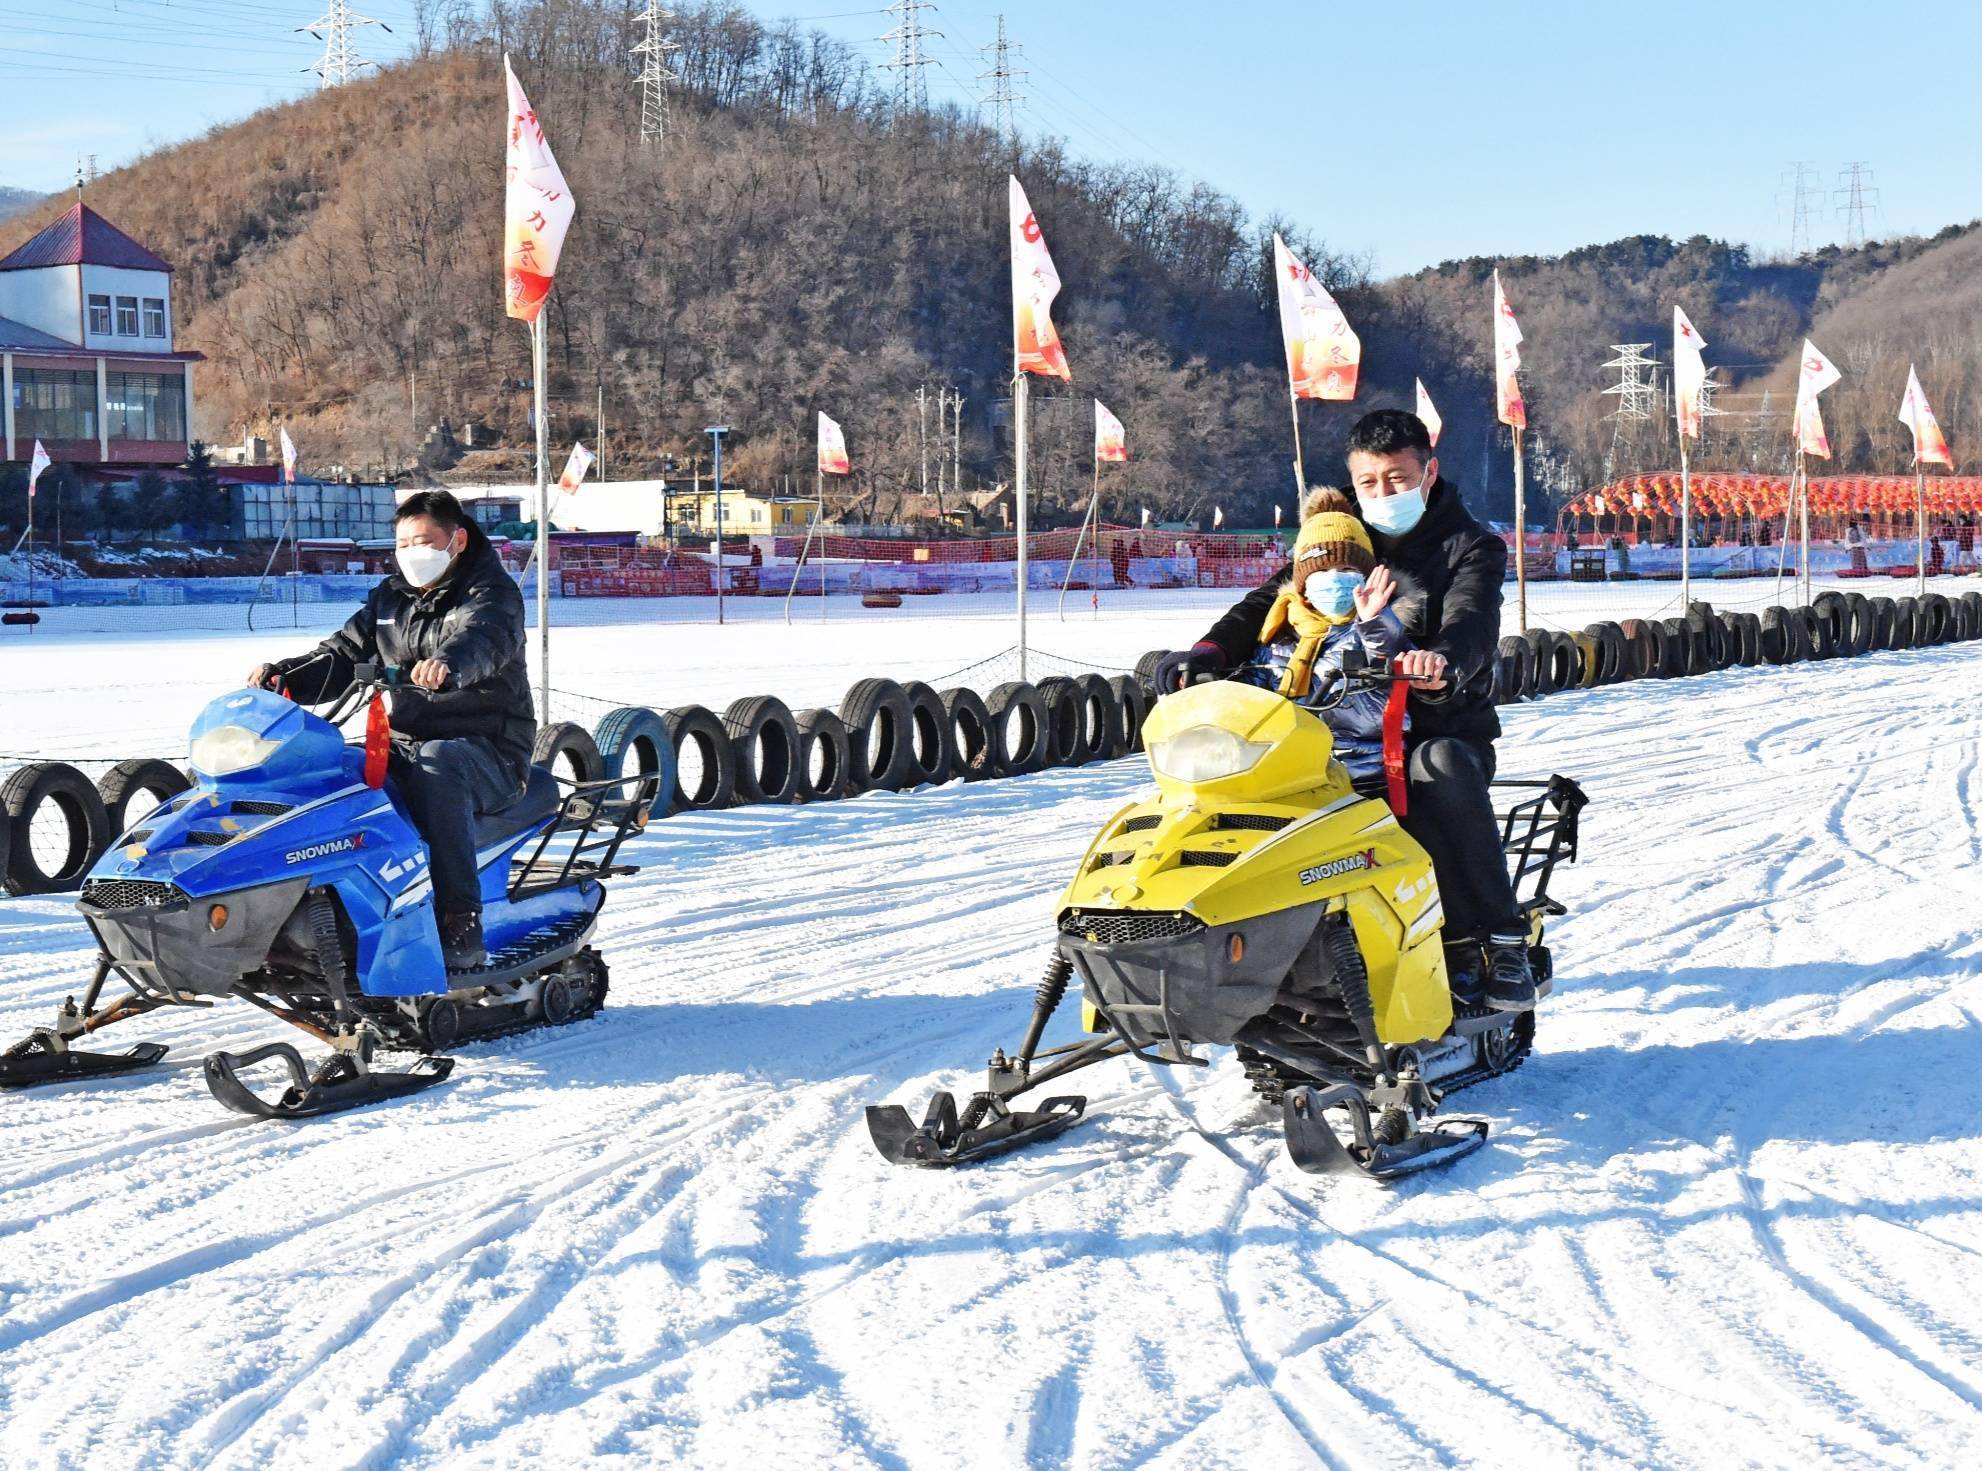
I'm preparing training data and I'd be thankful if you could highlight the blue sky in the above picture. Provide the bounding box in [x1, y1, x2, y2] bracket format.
[5, 0, 1980, 274]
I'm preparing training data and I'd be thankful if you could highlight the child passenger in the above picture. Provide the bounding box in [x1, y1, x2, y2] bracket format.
[1232, 487, 1413, 787]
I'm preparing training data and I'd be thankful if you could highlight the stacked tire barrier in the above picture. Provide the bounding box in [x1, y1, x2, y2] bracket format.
[1488, 592, 1982, 706]
[5, 594, 1978, 897]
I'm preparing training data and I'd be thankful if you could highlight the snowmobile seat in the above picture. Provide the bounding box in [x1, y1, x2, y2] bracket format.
[474, 765, 562, 848]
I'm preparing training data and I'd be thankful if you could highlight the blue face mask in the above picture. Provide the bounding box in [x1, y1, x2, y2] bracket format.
[1302, 569, 1364, 618]
[1357, 467, 1431, 536]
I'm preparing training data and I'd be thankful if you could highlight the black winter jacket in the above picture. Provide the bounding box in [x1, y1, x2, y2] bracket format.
[270, 522, 535, 782]
[1198, 478, 1507, 744]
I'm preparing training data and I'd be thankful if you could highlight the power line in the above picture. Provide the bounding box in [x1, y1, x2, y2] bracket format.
[299, 0, 390, 89]
[630, 1, 681, 147]
[877, 0, 939, 112]
[1834, 162, 1879, 248]
[977, 13, 1024, 141]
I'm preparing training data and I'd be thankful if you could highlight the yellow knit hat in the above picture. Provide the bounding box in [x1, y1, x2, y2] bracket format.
[1291, 486, 1374, 576]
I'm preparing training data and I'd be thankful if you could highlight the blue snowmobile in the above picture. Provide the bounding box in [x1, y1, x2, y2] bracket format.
[0, 664, 650, 1118]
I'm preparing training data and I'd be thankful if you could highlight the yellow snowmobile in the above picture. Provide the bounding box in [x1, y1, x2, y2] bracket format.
[866, 664, 1586, 1181]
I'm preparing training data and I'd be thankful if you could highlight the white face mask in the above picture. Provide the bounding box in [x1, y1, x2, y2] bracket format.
[396, 540, 454, 588]
[1357, 467, 1431, 536]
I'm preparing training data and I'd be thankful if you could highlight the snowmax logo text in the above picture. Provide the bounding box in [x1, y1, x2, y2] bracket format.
[1299, 849, 1375, 886]
[284, 834, 365, 865]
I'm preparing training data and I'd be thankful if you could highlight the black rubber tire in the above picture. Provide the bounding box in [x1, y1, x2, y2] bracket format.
[531, 722, 605, 785]
[1616, 620, 1654, 680]
[1842, 593, 1873, 657]
[1812, 591, 1851, 655]
[1801, 604, 1835, 659]
[1682, 605, 1717, 674]
[1758, 606, 1789, 664]
[1733, 612, 1762, 667]
[1567, 631, 1601, 689]
[794, 708, 851, 802]
[1495, 634, 1533, 699]
[840, 678, 917, 792]
[1033, 676, 1085, 767]
[662, 705, 738, 810]
[1921, 593, 1952, 646]
[1134, 650, 1171, 700]
[1659, 617, 1692, 676]
[1869, 596, 1897, 650]
[1949, 596, 1976, 642]
[1892, 596, 1920, 650]
[1075, 673, 1123, 762]
[1582, 623, 1627, 685]
[1779, 605, 1812, 662]
[723, 695, 803, 805]
[2, 761, 113, 895]
[96, 757, 192, 838]
[591, 706, 677, 819]
[939, 687, 995, 781]
[985, 681, 1050, 777]
[1960, 592, 1982, 642]
[899, 681, 955, 787]
[1108, 675, 1150, 754]
[1521, 629, 1556, 695]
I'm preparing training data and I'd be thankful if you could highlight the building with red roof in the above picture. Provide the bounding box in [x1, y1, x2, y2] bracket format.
[0, 198, 202, 472]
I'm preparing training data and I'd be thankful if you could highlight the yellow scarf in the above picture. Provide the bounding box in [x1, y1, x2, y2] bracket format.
[1259, 586, 1353, 699]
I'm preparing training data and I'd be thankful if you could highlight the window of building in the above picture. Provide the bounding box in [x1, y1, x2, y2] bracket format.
[88, 295, 112, 335]
[143, 299, 167, 338]
[103, 371, 187, 442]
[12, 368, 98, 441]
[115, 296, 139, 336]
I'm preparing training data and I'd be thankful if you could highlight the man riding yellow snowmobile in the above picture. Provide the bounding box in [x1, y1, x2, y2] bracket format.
[865, 660, 1585, 1182]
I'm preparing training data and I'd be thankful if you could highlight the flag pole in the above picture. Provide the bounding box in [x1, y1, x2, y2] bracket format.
[1798, 449, 1811, 606]
[1678, 437, 1692, 609]
[1287, 388, 1307, 497]
[1512, 424, 1528, 633]
[1015, 370, 1029, 681]
[533, 312, 551, 724]
[1773, 457, 1797, 605]
[1910, 459, 1926, 598]
[1059, 450, 1101, 620]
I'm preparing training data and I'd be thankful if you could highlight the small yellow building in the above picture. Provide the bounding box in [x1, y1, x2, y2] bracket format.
[672, 491, 820, 533]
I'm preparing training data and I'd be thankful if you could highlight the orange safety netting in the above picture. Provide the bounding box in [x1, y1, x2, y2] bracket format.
[1562, 472, 1982, 521]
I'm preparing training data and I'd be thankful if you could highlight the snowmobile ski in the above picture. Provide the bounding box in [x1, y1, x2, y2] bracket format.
[0, 1034, 169, 1089]
[202, 1040, 454, 1119]
[866, 1089, 1086, 1167]
[1282, 1083, 1488, 1181]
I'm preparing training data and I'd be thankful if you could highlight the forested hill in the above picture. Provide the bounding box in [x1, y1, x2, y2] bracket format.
[0, 186, 43, 223]
[4, 0, 1975, 524]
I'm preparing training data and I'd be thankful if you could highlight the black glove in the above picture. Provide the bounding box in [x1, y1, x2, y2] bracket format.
[1153, 643, 1226, 693]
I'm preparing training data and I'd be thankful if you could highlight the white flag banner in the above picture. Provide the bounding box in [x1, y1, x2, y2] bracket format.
[1414, 379, 1442, 447]
[279, 426, 298, 485]
[1009, 175, 1071, 380]
[504, 54, 576, 324]
[1493, 270, 1526, 428]
[817, 412, 851, 475]
[1212, 504, 1224, 528]
[1140, 506, 1152, 527]
[1794, 338, 1843, 458]
[1673, 306, 1708, 440]
[1272, 232, 1359, 400]
[27, 440, 50, 498]
[1093, 400, 1127, 462]
[556, 440, 596, 495]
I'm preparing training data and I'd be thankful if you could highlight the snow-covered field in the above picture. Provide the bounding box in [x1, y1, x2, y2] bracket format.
[2, 615, 1981, 1469]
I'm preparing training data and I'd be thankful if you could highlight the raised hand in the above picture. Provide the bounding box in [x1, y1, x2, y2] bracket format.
[1354, 564, 1395, 621]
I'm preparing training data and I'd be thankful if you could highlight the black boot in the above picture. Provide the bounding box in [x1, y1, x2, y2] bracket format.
[1483, 931, 1538, 1012]
[1443, 940, 1486, 1008]
[440, 909, 487, 971]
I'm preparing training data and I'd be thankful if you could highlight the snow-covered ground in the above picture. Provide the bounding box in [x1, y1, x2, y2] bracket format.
[2, 619, 1981, 1469]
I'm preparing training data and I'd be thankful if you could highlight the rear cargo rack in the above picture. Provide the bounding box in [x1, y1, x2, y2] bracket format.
[508, 773, 650, 900]
[1493, 774, 1588, 913]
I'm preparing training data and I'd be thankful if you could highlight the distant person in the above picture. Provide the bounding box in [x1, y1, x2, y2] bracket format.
[1845, 518, 1868, 574]
[247, 491, 531, 970]
[1154, 409, 1536, 1013]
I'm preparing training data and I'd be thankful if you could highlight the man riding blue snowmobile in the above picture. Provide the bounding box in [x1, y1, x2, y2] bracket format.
[0, 492, 650, 1118]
